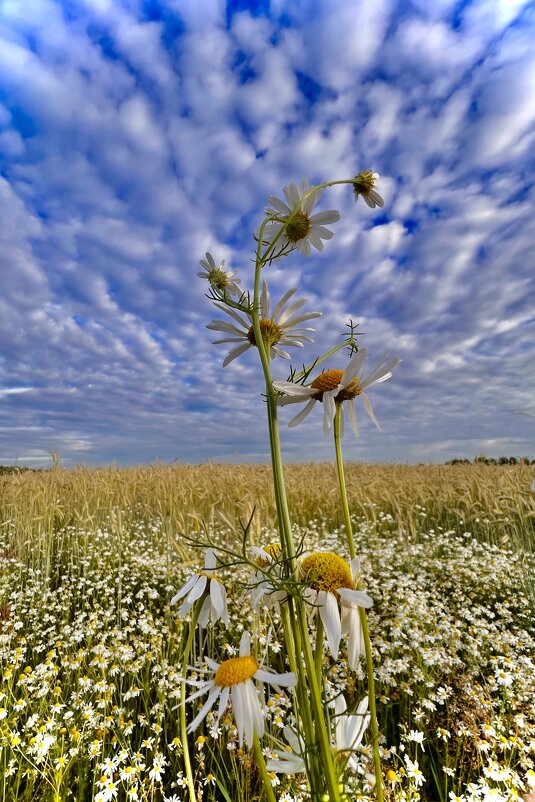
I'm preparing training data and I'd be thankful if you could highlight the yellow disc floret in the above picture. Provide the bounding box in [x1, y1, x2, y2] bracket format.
[286, 211, 312, 243]
[209, 269, 230, 292]
[255, 543, 282, 568]
[310, 370, 359, 401]
[214, 655, 259, 688]
[300, 552, 354, 594]
[247, 319, 283, 348]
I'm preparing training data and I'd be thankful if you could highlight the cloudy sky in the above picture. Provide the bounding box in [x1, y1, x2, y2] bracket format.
[0, 0, 534, 467]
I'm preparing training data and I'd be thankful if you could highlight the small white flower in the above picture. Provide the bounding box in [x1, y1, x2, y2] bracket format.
[184, 631, 296, 747]
[261, 179, 340, 257]
[274, 348, 400, 436]
[207, 281, 320, 367]
[170, 548, 228, 627]
[353, 171, 384, 208]
[197, 252, 241, 296]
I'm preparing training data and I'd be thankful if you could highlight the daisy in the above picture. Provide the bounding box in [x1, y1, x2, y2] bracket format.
[352, 170, 384, 208]
[250, 544, 286, 609]
[300, 552, 373, 665]
[266, 694, 370, 775]
[273, 348, 401, 436]
[207, 281, 321, 367]
[170, 548, 228, 628]
[184, 631, 296, 747]
[261, 179, 340, 257]
[197, 252, 242, 296]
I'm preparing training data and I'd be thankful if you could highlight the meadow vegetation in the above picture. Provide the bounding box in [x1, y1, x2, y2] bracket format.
[0, 463, 533, 801]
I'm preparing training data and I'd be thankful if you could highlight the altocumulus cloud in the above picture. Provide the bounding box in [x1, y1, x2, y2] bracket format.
[0, 0, 533, 467]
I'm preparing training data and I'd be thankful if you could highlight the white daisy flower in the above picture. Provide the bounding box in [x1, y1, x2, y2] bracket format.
[273, 348, 401, 436]
[184, 631, 296, 747]
[170, 548, 228, 628]
[300, 552, 373, 665]
[266, 694, 370, 775]
[197, 252, 241, 296]
[352, 170, 384, 208]
[261, 179, 340, 257]
[250, 544, 286, 609]
[207, 281, 321, 367]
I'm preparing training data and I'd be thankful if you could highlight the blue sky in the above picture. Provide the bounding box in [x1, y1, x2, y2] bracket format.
[0, 0, 534, 467]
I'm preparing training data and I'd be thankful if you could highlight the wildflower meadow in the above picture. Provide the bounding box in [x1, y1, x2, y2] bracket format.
[1, 174, 534, 802]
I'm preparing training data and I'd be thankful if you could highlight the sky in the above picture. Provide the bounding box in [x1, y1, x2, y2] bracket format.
[0, 0, 534, 468]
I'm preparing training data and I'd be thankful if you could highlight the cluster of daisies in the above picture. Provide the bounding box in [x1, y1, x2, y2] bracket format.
[0, 512, 534, 801]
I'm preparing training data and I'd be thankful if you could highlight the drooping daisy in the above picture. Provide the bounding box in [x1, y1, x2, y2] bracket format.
[266, 694, 370, 775]
[185, 631, 296, 747]
[352, 170, 384, 208]
[300, 552, 373, 664]
[261, 179, 340, 257]
[273, 348, 401, 436]
[170, 548, 228, 628]
[250, 543, 286, 609]
[197, 252, 242, 296]
[207, 281, 321, 367]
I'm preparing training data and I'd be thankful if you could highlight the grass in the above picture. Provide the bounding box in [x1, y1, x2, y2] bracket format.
[0, 463, 533, 802]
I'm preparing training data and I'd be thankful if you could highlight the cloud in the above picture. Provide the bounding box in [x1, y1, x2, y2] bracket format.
[0, 0, 533, 467]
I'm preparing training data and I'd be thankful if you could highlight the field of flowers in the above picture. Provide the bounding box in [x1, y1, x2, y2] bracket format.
[0, 464, 534, 802]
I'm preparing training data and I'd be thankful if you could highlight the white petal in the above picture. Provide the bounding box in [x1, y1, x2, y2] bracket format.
[361, 392, 381, 430]
[273, 381, 315, 397]
[222, 342, 252, 367]
[268, 196, 291, 215]
[338, 588, 374, 609]
[288, 398, 317, 427]
[187, 686, 220, 733]
[239, 631, 251, 656]
[318, 590, 341, 658]
[170, 574, 198, 606]
[197, 595, 211, 627]
[217, 686, 230, 721]
[341, 349, 367, 386]
[210, 580, 224, 617]
[205, 548, 217, 571]
[310, 209, 340, 224]
[271, 287, 298, 321]
[185, 575, 207, 605]
[323, 392, 337, 435]
[347, 398, 359, 436]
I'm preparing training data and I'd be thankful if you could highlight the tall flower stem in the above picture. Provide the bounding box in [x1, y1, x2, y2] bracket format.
[253, 734, 277, 802]
[179, 608, 201, 802]
[333, 405, 384, 802]
[249, 238, 342, 802]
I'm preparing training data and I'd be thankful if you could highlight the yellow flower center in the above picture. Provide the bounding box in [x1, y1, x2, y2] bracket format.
[310, 369, 359, 401]
[247, 319, 283, 348]
[255, 543, 282, 568]
[209, 268, 229, 291]
[353, 170, 376, 197]
[285, 211, 312, 243]
[301, 552, 354, 593]
[214, 655, 259, 687]
[198, 571, 222, 584]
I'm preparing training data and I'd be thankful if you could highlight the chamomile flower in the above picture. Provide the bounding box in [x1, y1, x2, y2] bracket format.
[266, 694, 370, 775]
[261, 179, 340, 257]
[250, 544, 286, 609]
[197, 252, 241, 296]
[170, 548, 228, 628]
[300, 552, 373, 664]
[352, 171, 384, 208]
[184, 631, 296, 747]
[207, 281, 320, 367]
[273, 348, 401, 436]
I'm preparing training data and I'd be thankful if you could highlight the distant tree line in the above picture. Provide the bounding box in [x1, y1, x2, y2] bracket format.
[0, 466, 39, 475]
[446, 455, 535, 465]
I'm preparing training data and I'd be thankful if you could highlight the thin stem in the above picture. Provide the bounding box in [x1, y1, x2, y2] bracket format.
[180, 607, 201, 802]
[332, 404, 384, 802]
[253, 734, 277, 802]
[314, 618, 324, 685]
[333, 405, 356, 560]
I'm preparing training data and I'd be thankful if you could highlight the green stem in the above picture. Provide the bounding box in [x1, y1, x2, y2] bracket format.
[314, 618, 324, 686]
[180, 606, 201, 802]
[333, 405, 356, 560]
[253, 734, 278, 802]
[332, 404, 384, 802]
